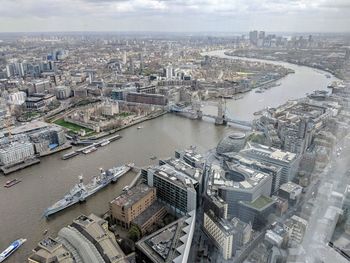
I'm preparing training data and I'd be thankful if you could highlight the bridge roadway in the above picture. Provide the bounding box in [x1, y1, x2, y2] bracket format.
[201, 113, 252, 128]
[169, 107, 252, 128]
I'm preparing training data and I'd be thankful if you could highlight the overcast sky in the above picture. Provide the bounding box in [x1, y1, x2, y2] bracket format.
[0, 0, 349, 33]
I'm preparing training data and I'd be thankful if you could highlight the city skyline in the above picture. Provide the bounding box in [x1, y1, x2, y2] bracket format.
[0, 0, 350, 33]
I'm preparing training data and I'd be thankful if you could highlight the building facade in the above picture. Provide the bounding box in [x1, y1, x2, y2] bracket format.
[109, 184, 157, 229]
[142, 163, 197, 215]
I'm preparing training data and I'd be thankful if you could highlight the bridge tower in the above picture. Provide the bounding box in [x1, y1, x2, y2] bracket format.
[215, 97, 227, 125]
[191, 92, 203, 119]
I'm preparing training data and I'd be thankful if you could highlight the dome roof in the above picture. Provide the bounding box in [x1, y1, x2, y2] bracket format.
[216, 132, 246, 155]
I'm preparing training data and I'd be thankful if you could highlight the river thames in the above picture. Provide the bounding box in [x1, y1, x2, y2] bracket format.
[0, 50, 338, 262]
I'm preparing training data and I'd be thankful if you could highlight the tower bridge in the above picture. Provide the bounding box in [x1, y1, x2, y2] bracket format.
[169, 98, 252, 129]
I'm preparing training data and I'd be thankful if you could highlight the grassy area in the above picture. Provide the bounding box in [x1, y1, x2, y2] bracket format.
[246, 195, 274, 210]
[117, 112, 134, 118]
[54, 118, 93, 133]
[24, 111, 40, 118]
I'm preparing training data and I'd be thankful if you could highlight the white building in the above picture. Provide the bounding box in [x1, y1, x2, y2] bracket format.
[203, 211, 234, 260]
[7, 91, 26, 105]
[285, 215, 308, 245]
[143, 163, 197, 215]
[166, 65, 173, 79]
[0, 141, 35, 165]
[54, 85, 71, 100]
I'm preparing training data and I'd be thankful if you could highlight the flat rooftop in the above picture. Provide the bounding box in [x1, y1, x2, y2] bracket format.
[11, 120, 49, 135]
[243, 142, 297, 163]
[212, 162, 271, 191]
[162, 157, 202, 181]
[132, 200, 165, 227]
[225, 153, 281, 173]
[110, 184, 154, 209]
[240, 195, 275, 211]
[151, 163, 198, 190]
[29, 237, 74, 263]
[280, 182, 303, 193]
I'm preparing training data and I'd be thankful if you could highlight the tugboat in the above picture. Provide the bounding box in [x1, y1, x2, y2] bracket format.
[0, 238, 27, 262]
[4, 179, 21, 188]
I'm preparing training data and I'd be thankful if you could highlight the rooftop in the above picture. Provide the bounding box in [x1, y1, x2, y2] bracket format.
[161, 157, 202, 181]
[242, 142, 297, 163]
[224, 152, 281, 173]
[240, 195, 275, 211]
[211, 162, 271, 191]
[151, 163, 198, 190]
[29, 237, 74, 263]
[136, 210, 196, 263]
[11, 120, 49, 135]
[132, 200, 166, 227]
[110, 184, 154, 209]
[280, 182, 303, 193]
[71, 214, 126, 262]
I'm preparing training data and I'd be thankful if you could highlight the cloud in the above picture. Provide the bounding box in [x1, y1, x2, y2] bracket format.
[0, 0, 349, 32]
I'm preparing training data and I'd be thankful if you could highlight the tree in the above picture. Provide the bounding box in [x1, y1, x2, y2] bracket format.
[128, 225, 141, 242]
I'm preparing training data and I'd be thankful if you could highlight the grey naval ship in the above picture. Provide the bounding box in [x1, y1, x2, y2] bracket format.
[44, 163, 133, 217]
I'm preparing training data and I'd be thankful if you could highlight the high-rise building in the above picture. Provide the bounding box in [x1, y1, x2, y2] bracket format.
[165, 65, 173, 79]
[222, 153, 282, 195]
[249, 30, 258, 46]
[240, 142, 299, 185]
[210, 163, 272, 219]
[237, 195, 275, 229]
[122, 51, 127, 64]
[278, 182, 303, 205]
[54, 85, 71, 100]
[203, 210, 252, 260]
[142, 162, 197, 215]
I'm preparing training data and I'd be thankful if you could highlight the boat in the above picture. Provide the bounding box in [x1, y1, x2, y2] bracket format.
[100, 140, 110, 147]
[4, 179, 21, 188]
[0, 238, 27, 262]
[150, 156, 157, 160]
[137, 126, 143, 130]
[308, 90, 328, 100]
[62, 151, 78, 160]
[44, 164, 132, 217]
[82, 146, 97, 154]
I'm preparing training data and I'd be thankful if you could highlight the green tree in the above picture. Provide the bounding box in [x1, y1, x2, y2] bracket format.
[128, 225, 141, 242]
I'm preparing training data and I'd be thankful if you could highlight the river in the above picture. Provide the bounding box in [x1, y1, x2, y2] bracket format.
[0, 50, 338, 262]
[202, 50, 338, 121]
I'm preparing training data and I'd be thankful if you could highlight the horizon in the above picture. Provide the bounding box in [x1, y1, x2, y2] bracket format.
[1, 0, 350, 33]
[0, 30, 349, 35]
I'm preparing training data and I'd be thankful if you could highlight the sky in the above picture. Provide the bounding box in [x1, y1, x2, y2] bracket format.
[0, 0, 350, 33]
